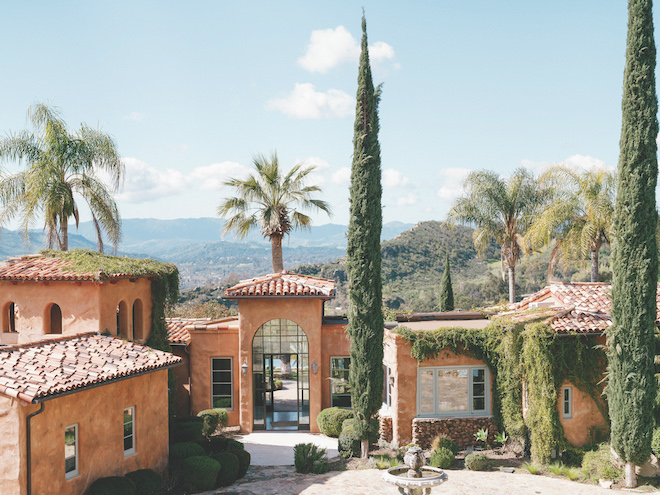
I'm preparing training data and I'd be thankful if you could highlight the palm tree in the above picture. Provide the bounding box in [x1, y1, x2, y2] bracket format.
[218, 152, 332, 273]
[447, 168, 548, 304]
[0, 103, 124, 252]
[526, 165, 615, 282]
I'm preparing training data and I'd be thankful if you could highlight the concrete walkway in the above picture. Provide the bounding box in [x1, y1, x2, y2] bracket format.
[235, 431, 339, 466]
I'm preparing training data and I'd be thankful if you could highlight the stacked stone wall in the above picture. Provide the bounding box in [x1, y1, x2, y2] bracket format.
[412, 417, 498, 449]
[379, 414, 393, 443]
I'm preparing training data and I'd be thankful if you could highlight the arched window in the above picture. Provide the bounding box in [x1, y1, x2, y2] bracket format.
[2, 302, 16, 333]
[46, 304, 62, 335]
[132, 299, 144, 340]
[117, 301, 129, 338]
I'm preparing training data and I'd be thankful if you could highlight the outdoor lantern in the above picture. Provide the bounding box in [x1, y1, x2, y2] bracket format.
[311, 361, 318, 375]
[241, 360, 248, 376]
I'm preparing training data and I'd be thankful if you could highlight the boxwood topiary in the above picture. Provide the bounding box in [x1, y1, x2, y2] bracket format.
[229, 448, 251, 478]
[431, 434, 459, 456]
[88, 476, 137, 495]
[317, 407, 354, 437]
[124, 469, 161, 495]
[199, 435, 230, 454]
[170, 441, 206, 464]
[211, 451, 240, 487]
[197, 408, 229, 437]
[464, 452, 489, 471]
[170, 416, 204, 444]
[429, 447, 455, 469]
[227, 438, 245, 450]
[182, 456, 222, 492]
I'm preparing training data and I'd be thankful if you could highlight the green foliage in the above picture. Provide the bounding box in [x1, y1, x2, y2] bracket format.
[429, 447, 455, 469]
[227, 438, 245, 450]
[581, 443, 622, 481]
[495, 431, 508, 445]
[170, 417, 204, 444]
[652, 428, 660, 457]
[197, 408, 229, 438]
[88, 476, 137, 495]
[228, 448, 251, 478]
[346, 14, 384, 454]
[522, 462, 542, 475]
[431, 434, 459, 456]
[439, 254, 454, 311]
[273, 379, 283, 390]
[294, 443, 328, 474]
[210, 451, 239, 487]
[316, 407, 354, 437]
[313, 458, 329, 474]
[608, 0, 659, 468]
[124, 469, 161, 495]
[474, 428, 488, 443]
[169, 442, 206, 463]
[182, 456, 222, 492]
[168, 300, 235, 319]
[464, 452, 489, 471]
[338, 419, 379, 458]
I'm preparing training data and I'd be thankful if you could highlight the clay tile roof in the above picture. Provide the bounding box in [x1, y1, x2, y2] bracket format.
[166, 317, 238, 345]
[548, 308, 612, 334]
[224, 271, 336, 299]
[0, 333, 181, 403]
[0, 255, 136, 282]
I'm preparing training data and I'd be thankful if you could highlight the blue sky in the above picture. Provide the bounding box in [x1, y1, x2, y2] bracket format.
[0, 1, 649, 228]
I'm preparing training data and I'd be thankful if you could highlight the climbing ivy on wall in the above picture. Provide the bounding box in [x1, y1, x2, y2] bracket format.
[396, 312, 606, 464]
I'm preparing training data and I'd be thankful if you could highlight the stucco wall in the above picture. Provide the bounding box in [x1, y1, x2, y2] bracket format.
[25, 370, 169, 495]
[237, 298, 324, 433]
[171, 346, 191, 417]
[98, 279, 152, 341]
[0, 396, 26, 495]
[557, 379, 607, 447]
[320, 323, 351, 411]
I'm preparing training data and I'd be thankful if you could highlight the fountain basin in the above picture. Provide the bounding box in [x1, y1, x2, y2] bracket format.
[382, 465, 447, 494]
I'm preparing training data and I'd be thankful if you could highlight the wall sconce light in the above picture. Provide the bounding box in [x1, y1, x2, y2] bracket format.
[311, 361, 318, 375]
[241, 360, 248, 376]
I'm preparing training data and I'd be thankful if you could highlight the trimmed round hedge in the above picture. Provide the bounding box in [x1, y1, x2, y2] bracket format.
[227, 438, 245, 450]
[182, 456, 222, 492]
[464, 452, 489, 471]
[170, 441, 206, 463]
[197, 408, 229, 437]
[429, 447, 455, 469]
[88, 476, 136, 495]
[124, 469, 161, 495]
[211, 451, 240, 487]
[170, 416, 204, 444]
[316, 407, 354, 437]
[229, 448, 251, 478]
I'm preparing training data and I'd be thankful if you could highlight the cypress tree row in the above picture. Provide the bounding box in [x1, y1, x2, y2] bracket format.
[608, 0, 659, 487]
[346, 14, 384, 459]
[439, 254, 454, 311]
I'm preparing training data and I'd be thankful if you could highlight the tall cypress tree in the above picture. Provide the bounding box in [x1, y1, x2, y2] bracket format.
[439, 253, 454, 312]
[346, 14, 384, 459]
[608, 0, 658, 487]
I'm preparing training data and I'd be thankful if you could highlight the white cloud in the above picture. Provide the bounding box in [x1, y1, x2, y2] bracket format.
[522, 154, 612, 174]
[298, 26, 396, 73]
[331, 167, 351, 185]
[266, 83, 353, 119]
[520, 159, 553, 175]
[302, 156, 331, 171]
[397, 193, 418, 206]
[437, 167, 471, 200]
[190, 161, 251, 191]
[116, 157, 190, 203]
[382, 168, 410, 189]
[123, 112, 145, 121]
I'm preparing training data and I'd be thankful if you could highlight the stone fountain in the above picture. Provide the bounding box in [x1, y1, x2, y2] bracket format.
[382, 446, 447, 494]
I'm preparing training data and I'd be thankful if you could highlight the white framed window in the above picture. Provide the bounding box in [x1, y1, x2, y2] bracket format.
[64, 424, 78, 479]
[382, 362, 393, 409]
[417, 366, 490, 417]
[211, 357, 233, 410]
[123, 407, 135, 456]
[562, 386, 572, 419]
[330, 356, 351, 408]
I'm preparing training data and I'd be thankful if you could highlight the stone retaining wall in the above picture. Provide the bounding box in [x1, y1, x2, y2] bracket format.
[379, 414, 393, 443]
[412, 417, 498, 449]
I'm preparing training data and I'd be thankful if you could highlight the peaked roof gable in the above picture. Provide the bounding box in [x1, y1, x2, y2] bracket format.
[224, 271, 336, 299]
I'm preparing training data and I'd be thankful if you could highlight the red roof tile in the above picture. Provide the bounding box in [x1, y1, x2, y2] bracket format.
[0, 255, 143, 282]
[166, 317, 238, 345]
[224, 271, 336, 299]
[548, 308, 612, 334]
[0, 333, 181, 403]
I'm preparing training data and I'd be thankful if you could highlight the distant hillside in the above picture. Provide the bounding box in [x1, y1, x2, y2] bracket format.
[0, 229, 97, 258]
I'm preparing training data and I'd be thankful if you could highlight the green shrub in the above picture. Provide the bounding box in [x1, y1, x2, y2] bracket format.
[522, 461, 542, 475]
[294, 443, 328, 474]
[317, 407, 354, 437]
[170, 416, 204, 444]
[464, 452, 489, 471]
[124, 469, 161, 495]
[559, 446, 585, 467]
[170, 441, 206, 463]
[652, 427, 660, 457]
[202, 435, 230, 454]
[228, 438, 245, 450]
[274, 379, 283, 390]
[211, 451, 239, 487]
[197, 408, 229, 437]
[182, 456, 221, 492]
[431, 434, 459, 455]
[429, 447, 454, 469]
[313, 459, 329, 474]
[582, 443, 622, 481]
[88, 476, 137, 495]
[229, 448, 251, 478]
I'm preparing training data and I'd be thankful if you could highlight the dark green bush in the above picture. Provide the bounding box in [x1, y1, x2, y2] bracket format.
[652, 428, 660, 457]
[170, 441, 206, 463]
[294, 443, 327, 474]
[338, 418, 379, 457]
[429, 447, 455, 469]
[182, 456, 222, 492]
[559, 446, 585, 467]
[274, 379, 283, 390]
[229, 448, 251, 478]
[124, 469, 161, 495]
[431, 434, 459, 455]
[88, 476, 136, 495]
[211, 451, 240, 487]
[313, 459, 329, 474]
[582, 443, 622, 481]
[199, 435, 230, 454]
[464, 452, 489, 471]
[227, 438, 245, 450]
[197, 408, 229, 437]
[316, 407, 354, 437]
[170, 416, 204, 444]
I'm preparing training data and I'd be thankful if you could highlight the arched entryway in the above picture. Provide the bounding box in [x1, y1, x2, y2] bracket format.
[252, 319, 309, 430]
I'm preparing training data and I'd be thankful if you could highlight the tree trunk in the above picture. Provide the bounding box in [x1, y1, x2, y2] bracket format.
[60, 215, 68, 251]
[279, 354, 292, 378]
[508, 266, 516, 304]
[361, 438, 369, 458]
[625, 461, 637, 488]
[590, 249, 599, 282]
[270, 235, 283, 273]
